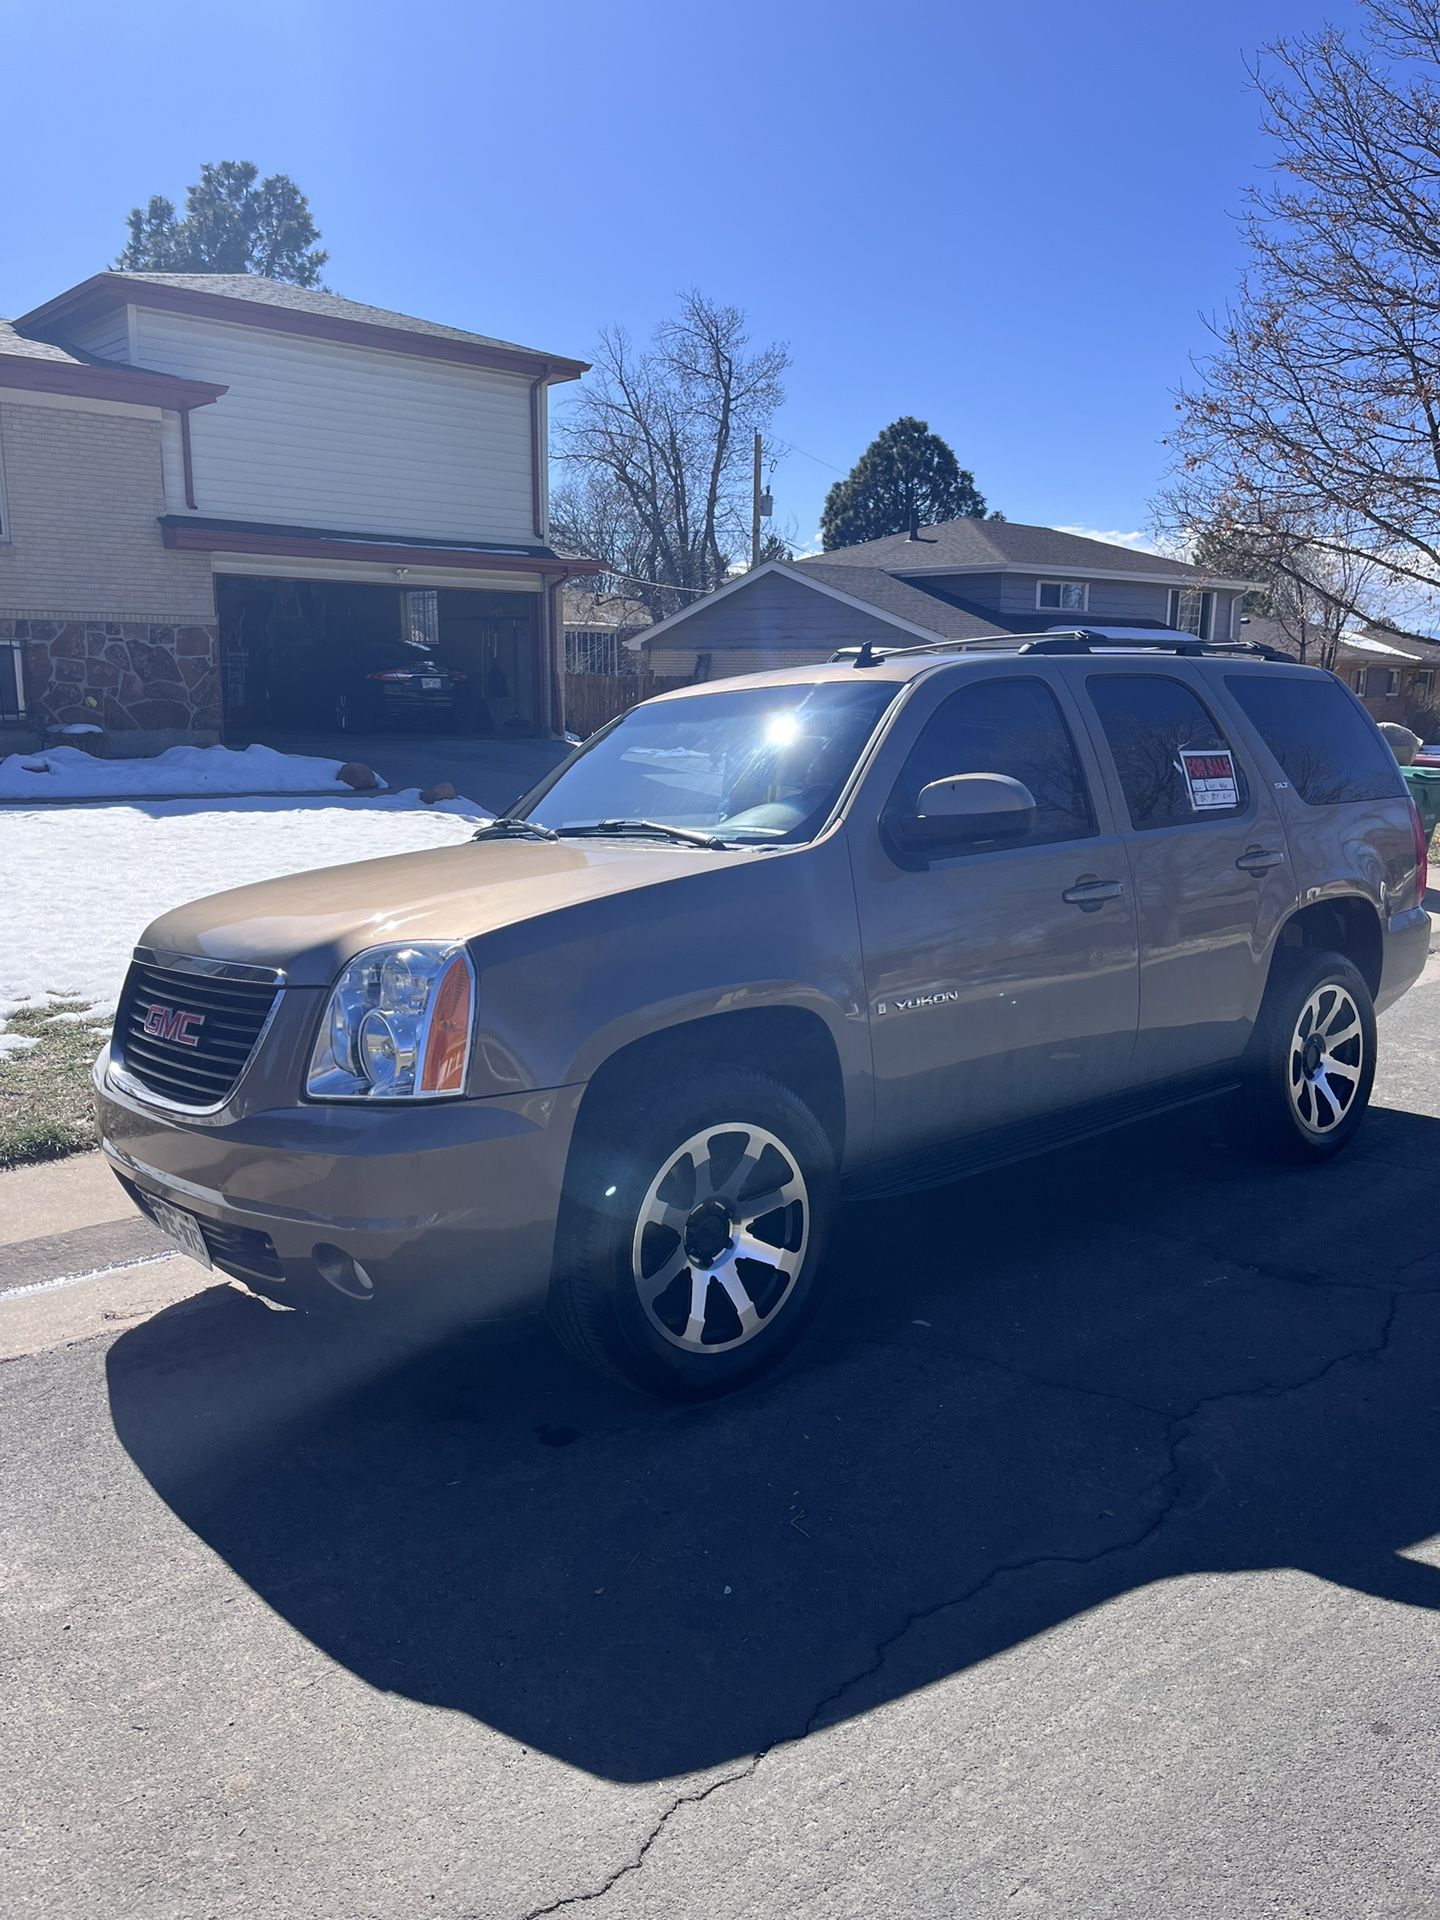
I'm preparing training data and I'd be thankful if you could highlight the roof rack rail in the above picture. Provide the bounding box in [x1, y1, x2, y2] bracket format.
[830, 626, 1294, 670]
[1019, 626, 1292, 662]
[831, 637, 1020, 667]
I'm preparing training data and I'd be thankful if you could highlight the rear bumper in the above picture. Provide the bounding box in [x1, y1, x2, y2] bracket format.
[1377, 904, 1433, 1015]
[95, 1048, 582, 1323]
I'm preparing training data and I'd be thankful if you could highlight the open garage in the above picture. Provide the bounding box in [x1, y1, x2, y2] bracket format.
[216, 575, 545, 739]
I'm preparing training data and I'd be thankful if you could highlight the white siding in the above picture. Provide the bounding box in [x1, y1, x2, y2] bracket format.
[159, 410, 187, 508]
[63, 308, 133, 364]
[133, 307, 537, 543]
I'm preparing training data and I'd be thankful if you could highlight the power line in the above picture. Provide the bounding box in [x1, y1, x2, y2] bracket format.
[785, 443, 847, 475]
[579, 570, 716, 598]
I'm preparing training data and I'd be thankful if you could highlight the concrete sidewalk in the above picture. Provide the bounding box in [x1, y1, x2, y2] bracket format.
[0, 1152, 212, 1360]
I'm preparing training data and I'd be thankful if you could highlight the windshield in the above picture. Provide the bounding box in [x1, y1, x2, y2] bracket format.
[522, 681, 900, 843]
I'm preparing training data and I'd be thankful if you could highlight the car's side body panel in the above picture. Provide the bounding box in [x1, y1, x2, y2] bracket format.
[1070, 658, 1300, 1083]
[842, 659, 1141, 1155]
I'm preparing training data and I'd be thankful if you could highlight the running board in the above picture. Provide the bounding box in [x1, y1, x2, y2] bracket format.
[844, 1077, 1241, 1203]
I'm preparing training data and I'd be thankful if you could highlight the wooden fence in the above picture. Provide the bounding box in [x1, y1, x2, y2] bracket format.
[562, 671, 690, 738]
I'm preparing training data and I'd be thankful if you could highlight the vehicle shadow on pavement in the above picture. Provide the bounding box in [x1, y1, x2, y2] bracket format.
[106, 1101, 1440, 1784]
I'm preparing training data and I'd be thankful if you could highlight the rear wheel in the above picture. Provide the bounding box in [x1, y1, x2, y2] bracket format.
[548, 1068, 836, 1397]
[1236, 949, 1376, 1163]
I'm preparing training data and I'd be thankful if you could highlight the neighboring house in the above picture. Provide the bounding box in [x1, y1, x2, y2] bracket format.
[631, 520, 1251, 679]
[563, 587, 652, 675]
[1238, 615, 1440, 726]
[0, 272, 598, 742]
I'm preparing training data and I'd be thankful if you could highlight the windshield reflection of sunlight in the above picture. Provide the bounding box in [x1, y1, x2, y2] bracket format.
[523, 681, 900, 846]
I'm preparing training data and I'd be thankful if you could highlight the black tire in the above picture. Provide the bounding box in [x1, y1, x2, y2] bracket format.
[548, 1068, 837, 1398]
[1235, 948, 1376, 1164]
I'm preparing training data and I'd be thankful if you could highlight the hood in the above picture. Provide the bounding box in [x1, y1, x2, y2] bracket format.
[139, 835, 756, 986]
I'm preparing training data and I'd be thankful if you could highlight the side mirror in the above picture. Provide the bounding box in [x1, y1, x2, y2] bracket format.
[896, 772, 1037, 851]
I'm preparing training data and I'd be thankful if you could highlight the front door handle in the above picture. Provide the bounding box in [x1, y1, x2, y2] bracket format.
[1235, 847, 1287, 874]
[1062, 876, 1126, 909]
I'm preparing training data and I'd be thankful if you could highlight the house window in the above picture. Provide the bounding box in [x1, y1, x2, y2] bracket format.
[1168, 588, 1214, 641]
[1385, 669, 1401, 696]
[1353, 668, 1369, 696]
[1036, 580, 1088, 612]
[1414, 669, 1435, 698]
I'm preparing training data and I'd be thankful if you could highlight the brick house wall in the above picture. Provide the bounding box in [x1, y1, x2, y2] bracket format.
[0, 396, 220, 733]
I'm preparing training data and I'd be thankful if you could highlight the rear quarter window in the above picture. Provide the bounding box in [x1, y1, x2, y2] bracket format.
[1086, 673, 1248, 829]
[1223, 674, 1406, 805]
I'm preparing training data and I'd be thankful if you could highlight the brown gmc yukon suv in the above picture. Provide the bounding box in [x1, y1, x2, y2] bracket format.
[96, 629, 1432, 1397]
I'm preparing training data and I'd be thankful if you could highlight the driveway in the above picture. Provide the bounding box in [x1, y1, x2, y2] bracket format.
[4, 954, 1440, 1916]
[236, 729, 571, 813]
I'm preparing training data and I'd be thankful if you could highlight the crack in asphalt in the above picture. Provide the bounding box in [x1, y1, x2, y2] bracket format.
[516, 1270, 1430, 1918]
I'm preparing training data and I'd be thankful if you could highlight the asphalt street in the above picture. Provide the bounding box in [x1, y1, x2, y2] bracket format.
[4, 950, 1440, 1918]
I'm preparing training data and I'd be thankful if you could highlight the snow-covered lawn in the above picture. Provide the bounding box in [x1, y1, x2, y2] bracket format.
[1, 789, 486, 1046]
[0, 741, 388, 803]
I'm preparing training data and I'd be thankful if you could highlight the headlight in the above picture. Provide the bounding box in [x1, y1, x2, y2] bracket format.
[307, 944, 475, 1100]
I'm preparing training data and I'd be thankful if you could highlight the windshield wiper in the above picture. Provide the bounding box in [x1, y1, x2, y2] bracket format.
[472, 815, 560, 842]
[555, 818, 729, 850]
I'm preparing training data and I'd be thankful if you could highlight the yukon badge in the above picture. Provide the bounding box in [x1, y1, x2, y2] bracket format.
[876, 990, 959, 1016]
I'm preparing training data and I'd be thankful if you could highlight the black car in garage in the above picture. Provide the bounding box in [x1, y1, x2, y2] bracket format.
[332, 638, 472, 731]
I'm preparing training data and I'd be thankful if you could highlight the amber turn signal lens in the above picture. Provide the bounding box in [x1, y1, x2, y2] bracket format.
[418, 953, 473, 1094]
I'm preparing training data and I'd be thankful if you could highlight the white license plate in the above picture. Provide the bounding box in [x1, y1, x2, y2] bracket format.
[149, 1197, 212, 1269]
[421, 677, 443, 691]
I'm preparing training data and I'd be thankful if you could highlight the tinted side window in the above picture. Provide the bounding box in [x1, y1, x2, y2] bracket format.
[893, 677, 1095, 844]
[1088, 674, 1249, 829]
[1223, 673, 1405, 805]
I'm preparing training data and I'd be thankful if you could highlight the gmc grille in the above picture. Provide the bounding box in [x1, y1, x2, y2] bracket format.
[113, 951, 281, 1109]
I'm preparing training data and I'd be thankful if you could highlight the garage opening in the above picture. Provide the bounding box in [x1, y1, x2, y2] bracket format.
[216, 577, 543, 738]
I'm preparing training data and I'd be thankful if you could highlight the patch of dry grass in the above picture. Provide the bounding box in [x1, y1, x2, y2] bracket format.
[0, 1003, 104, 1169]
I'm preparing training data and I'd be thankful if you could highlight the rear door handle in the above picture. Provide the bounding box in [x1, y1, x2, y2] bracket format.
[1062, 876, 1126, 908]
[1235, 847, 1287, 874]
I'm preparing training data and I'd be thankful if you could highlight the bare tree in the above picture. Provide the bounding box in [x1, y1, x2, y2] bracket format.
[1166, 1, 1440, 598]
[1170, 497, 1420, 665]
[551, 292, 788, 621]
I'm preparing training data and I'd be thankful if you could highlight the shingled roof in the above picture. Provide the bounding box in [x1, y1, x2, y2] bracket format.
[109, 273, 570, 362]
[16, 273, 589, 382]
[633, 518, 1249, 654]
[797, 518, 1206, 580]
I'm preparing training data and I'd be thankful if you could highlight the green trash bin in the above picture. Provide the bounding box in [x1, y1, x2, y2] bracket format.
[1402, 765, 1440, 837]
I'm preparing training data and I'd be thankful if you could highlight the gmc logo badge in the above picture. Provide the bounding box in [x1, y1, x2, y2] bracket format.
[141, 1004, 206, 1047]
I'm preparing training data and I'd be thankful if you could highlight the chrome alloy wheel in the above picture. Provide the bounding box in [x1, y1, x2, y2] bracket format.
[1288, 983, 1364, 1137]
[630, 1122, 810, 1354]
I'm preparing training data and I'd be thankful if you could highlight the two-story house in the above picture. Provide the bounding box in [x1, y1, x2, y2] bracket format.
[633, 519, 1250, 679]
[0, 272, 597, 743]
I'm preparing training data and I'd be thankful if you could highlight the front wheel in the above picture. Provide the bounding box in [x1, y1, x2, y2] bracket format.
[548, 1068, 837, 1398]
[1236, 949, 1376, 1164]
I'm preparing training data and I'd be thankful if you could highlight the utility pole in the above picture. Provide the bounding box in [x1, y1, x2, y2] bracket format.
[751, 430, 763, 571]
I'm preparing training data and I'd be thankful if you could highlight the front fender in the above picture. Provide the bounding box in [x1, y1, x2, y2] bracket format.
[465, 837, 872, 1155]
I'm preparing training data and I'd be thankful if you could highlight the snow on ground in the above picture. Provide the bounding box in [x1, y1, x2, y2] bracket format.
[0, 742, 388, 802]
[1, 790, 488, 1049]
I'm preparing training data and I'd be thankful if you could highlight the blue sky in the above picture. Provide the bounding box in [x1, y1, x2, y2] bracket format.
[3, 0, 1360, 553]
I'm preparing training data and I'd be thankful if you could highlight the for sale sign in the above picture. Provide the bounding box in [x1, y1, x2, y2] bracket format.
[1179, 748, 1239, 811]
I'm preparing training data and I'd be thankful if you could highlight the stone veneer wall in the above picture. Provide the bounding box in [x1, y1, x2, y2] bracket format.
[3, 617, 220, 732]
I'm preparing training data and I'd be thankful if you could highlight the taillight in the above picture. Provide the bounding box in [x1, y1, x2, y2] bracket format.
[449, 671, 468, 683]
[418, 952, 473, 1094]
[1411, 797, 1430, 909]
